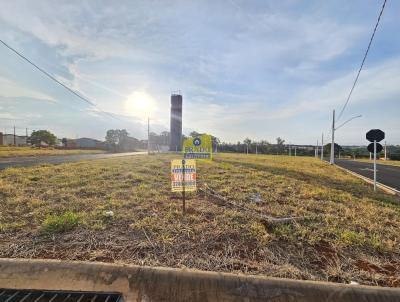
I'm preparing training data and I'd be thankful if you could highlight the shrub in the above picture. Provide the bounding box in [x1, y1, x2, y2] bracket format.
[389, 152, 400, 161]
[42, 211, 80, 233]
[341, 230, 366, 245]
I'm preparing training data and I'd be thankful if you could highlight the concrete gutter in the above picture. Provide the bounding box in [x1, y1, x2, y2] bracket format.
[334, 164, 400, 196]
[0, 259, 399, 302]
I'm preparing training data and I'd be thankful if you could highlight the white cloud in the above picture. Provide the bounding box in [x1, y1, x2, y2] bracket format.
[0, 2, 149, 60]
[0, 1, 398, 143]
[273, 56, 400, 119]
[0, 76, 56, 102]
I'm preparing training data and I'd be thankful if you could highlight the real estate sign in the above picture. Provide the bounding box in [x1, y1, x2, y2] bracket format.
[183, 134, 212, 160]
[171, 159, 197, 192]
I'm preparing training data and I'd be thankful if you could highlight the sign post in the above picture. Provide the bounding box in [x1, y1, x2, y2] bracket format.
[182, 159, 186, 215]
[171, 159, 196, 215]
[366, 129, 385, 192]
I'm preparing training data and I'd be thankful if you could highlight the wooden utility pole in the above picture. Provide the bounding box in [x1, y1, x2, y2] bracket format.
[13, 126, 16, 146]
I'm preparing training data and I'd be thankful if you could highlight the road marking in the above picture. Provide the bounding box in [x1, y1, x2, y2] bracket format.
[360, 168, 378, 172]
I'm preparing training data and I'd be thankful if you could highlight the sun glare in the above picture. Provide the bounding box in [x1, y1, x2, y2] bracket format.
[125, 91, 156, 117]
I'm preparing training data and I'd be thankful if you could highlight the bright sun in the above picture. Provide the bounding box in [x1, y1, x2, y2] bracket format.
[125, 91, 155, 117]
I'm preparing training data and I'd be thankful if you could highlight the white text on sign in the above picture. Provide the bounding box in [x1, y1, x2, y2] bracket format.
[171, 159, 197, 192]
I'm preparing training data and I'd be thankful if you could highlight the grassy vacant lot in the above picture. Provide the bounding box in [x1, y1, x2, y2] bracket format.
[0, 153, 399, 287]
[0, 146, 104, 158]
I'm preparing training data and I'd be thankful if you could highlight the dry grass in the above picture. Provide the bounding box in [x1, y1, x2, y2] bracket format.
[0, 146, 104, 158]
[0, 153, 399, 287]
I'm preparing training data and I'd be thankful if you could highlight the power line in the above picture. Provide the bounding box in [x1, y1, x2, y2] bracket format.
[0, 39, 126, 123]
[336, 0, 387, 122]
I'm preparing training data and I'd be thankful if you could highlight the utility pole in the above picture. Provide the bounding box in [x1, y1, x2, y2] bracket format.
[147, 117, 150, 155]
[246, 144, 249, 155]
[294, 146, 297, 156]
[384, 141, 387, 160]
[289, 143, 291, 156]
[321, 133, 324, 160]
[373, 140, 377, 191]
[13, 125, 16, 146]
[255, 144, 258, 155]
[330, 110, 335, 164]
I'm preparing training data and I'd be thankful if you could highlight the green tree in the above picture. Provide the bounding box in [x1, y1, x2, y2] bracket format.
[276, 137, 285, 154]
[105, 130, 118, 148]
[105, 129, 129, 151]
[325, 143, 344, 157]
[243, 138, 252, 145]
[189, 131, 201, 137]
[30, 130, 57, 147]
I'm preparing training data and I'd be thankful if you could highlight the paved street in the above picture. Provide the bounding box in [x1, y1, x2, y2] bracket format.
[335, 159, 400, 191]
[0, 152, 147, 170]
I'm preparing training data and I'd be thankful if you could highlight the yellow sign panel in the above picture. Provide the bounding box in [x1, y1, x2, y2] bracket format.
[171, 159, 197, 192]
[183, 134, 212, 160]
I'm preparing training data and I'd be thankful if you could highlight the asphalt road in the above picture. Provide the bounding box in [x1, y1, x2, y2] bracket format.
[335, 159, 400, 191]
[0, 152, 147, 170]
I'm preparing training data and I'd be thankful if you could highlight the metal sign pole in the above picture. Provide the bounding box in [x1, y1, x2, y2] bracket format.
[182, 159, 186, 215]
[366, 129, 385, 192]
[374, 140, 377, 192]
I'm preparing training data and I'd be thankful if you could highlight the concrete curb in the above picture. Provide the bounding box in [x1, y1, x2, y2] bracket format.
[334, 164, 400, 196]
[0, 258, 399, 301]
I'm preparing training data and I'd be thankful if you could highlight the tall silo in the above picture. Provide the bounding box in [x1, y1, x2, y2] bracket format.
[170, 93, 183, 151]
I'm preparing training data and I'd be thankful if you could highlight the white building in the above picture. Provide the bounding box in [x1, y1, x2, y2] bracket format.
[0, 132, 27, 146]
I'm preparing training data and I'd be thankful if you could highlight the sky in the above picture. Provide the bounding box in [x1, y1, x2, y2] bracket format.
[0, 0, 399, 145]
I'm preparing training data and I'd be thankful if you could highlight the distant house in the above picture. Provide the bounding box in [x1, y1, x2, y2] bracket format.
[0, 132, 28, 146]
[65, 138, 105, 149]
[119, 136, 139, 151]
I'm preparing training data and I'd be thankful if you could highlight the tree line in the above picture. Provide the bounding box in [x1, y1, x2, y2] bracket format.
[19, 129, 400, 160]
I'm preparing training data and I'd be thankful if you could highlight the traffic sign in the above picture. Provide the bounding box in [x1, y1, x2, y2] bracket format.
[367, 142, 383, 153]
[366, 129, 385, 192]
[366, 129, 385, 142]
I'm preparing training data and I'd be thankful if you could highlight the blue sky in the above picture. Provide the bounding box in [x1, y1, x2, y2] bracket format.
[0, 0, 399, 145]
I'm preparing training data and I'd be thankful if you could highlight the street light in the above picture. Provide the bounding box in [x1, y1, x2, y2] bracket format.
[330, 111, 362, 164]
